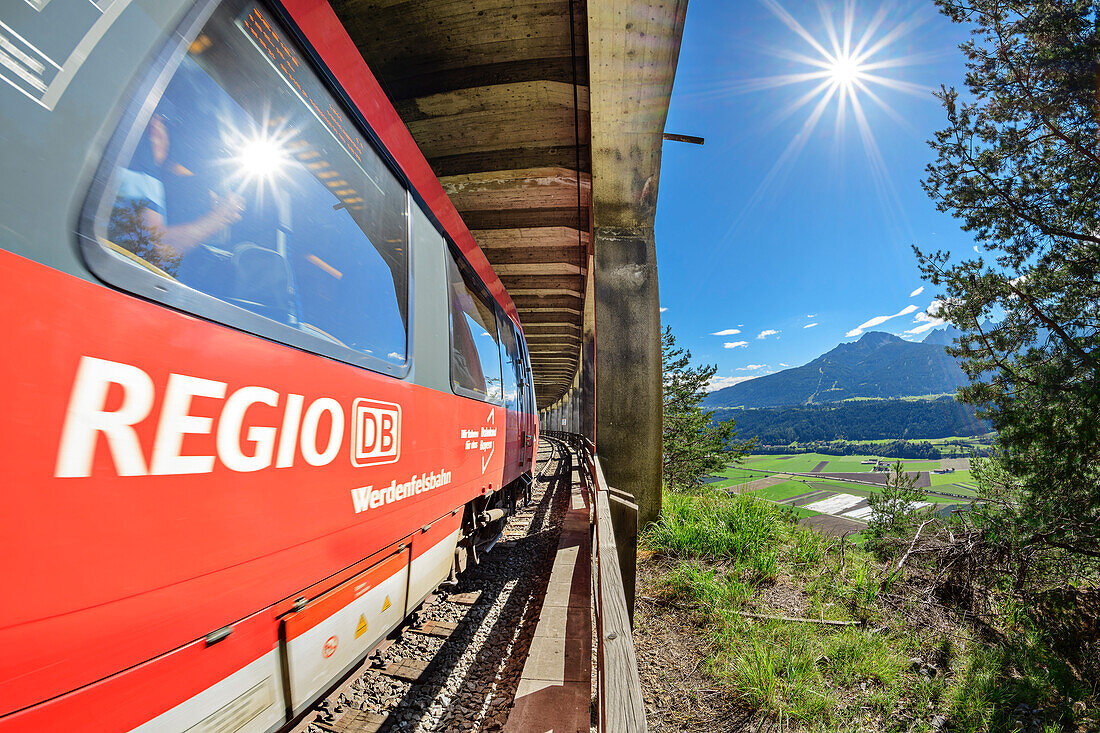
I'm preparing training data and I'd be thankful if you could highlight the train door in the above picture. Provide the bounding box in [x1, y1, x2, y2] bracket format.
[517, 333, 536, 464]
[499, 313, 525, 472]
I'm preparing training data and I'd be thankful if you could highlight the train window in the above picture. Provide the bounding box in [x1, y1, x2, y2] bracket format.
[83, 0, 408, 370]
[498, 314, 522, 410]
[446, 251, 502, 402]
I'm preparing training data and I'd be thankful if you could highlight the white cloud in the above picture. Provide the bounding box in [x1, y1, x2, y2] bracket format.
[724, 341, 749, 349]
[845, 304, 920, 338]
[804, 322, 818, 329]
[736, 364, 767, 371]
[904, 299, 947, 335]
[909, 286, 924, 298]
[806, 314, 817, 318]
[387, 352, 402, 359]
[973, 245, 980, 253]
[779, 363, 789, 367]
[660, 307, 668, 313]
[707, 374, 758, 391]
[905, 320, 944, 335]
[711, 328, 741, 336]
[757, 329, 779, 339]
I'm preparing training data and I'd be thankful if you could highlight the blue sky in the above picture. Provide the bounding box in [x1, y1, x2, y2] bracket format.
[654, 0, 977, 390]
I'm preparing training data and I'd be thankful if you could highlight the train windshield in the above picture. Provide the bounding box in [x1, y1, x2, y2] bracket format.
[90, 0, 408, 365]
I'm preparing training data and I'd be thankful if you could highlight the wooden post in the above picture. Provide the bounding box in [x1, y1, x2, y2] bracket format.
[607, 492, 638, 627]
[594, 487, 646, 732]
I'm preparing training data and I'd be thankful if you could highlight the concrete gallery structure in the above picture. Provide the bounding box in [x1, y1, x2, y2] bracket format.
[331, 0, 688, 524]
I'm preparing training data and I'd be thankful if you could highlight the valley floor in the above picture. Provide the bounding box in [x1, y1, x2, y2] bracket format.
[702, 454, 978, 536]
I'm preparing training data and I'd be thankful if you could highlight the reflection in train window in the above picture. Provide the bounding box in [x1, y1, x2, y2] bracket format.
[498, 314, 522, 409]
[447, 250, 503, 402]
[92, 0, 408, 364]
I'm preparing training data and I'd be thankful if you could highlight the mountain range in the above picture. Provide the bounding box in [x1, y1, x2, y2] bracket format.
[704, 328, 968, 409]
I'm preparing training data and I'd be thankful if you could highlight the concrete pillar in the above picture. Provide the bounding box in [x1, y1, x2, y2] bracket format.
[576, 383, 585, 429]
[581, 271, 596, 443]
[595, 229, 662, 525]
[587, 0, 686, 526]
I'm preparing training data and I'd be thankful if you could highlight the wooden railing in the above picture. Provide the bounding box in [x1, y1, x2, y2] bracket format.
[544, 431, 645, 732]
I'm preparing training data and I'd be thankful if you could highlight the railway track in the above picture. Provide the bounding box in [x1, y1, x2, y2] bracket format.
[298, 439, 573, 733]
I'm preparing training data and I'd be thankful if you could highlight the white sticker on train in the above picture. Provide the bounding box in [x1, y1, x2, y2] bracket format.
[54, 355, 402, 478]
[349, 469, 452, 514]
[351, 398, 401, 466]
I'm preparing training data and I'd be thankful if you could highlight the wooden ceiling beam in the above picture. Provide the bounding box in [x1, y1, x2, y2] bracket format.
[440, 166, 590, 212]
[376, 57, 588, 102]
[525, 335, 581, 344]
[492, 263, 582, 277]
[517, 311, 582, 324]
[522, 322, 581, 333]
[331, 0, 577, 75]
[512, 293, 580, 306]
[429, 145, 590, 178]
[399, 83, 588, 158]
[459, 207, 588, 230]
[478, 228, 589, 275]
[530, 355, 578, 361]
[507, 288, 582, 299]
[500, 274, 581, 291]
[473, 226, 589, 250]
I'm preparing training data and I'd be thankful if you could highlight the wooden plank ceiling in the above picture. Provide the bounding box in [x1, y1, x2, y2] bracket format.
[330, 0, 591, 409]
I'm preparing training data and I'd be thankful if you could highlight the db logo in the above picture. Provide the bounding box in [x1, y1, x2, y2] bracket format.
[323, 635, 338, 658]
[351, 398, 401, 467]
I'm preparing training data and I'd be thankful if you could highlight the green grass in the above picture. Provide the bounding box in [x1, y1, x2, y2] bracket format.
[896, 460, 942, 470]
[783, 505, 822, 519]
[751, 480, 820, 502]
[724, 469, 975, 507]
[644, 491, 784, 575]
[932, 483, 977, 497]
[930, 469, 973, 486]
[643, 492, 913, 726]
[641, 488, 1092, 731]
[738, 453, 881, 473]
[737, 454, 947, 474]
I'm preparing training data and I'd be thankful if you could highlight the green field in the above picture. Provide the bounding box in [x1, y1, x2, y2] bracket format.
[738, 453, 881, 473]
[781, 504, 821, 519]
[935, 483, 977, 497]
[897, 459, 942, 470]
[725, 460, 975, 505]
[930, 468, 973, 486]
[736, 453, 931, 473]
[748, 480, 818, 502]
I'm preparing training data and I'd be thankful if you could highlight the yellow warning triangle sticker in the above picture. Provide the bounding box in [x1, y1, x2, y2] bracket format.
[355, 614, 368, 639]
[382, 595, 391, 612]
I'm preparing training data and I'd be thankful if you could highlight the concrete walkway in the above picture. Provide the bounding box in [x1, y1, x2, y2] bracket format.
[504, 465, 592, 732]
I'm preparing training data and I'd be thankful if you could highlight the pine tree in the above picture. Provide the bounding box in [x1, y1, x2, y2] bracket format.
[662, 327, 755, 492]
[918, 0, 1100, 560]
[866, 461, 929, 541]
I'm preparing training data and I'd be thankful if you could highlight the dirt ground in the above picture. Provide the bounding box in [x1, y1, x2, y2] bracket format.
[632, 560, 767, 733]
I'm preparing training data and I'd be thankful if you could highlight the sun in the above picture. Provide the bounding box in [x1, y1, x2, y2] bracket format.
[693, 0, 936, 243]
[828, 53, 865, 87]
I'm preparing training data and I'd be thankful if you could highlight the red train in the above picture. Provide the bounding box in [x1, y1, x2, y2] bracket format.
[0, 0, 538, 730]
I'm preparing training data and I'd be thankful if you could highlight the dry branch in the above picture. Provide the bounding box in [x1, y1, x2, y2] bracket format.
[732, 610, 862, 626]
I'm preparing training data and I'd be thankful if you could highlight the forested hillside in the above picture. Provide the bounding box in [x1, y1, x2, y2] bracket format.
[715, 396, 989, 443]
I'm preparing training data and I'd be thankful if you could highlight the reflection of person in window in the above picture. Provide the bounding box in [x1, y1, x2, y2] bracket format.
[110, 111, 244, 274]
